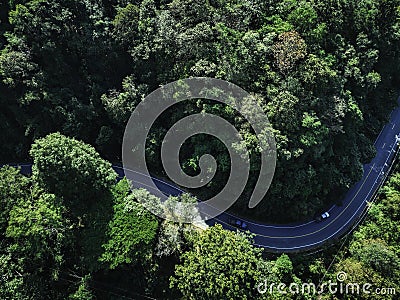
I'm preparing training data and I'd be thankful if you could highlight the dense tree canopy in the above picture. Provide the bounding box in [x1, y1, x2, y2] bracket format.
[1, 0, 399, 222]
[0, 166, 30, 233]
[170, 224, 265, 299]
[1, 0, 400, 298]
[0, 134, 400, 299]
[100, 188, 159, 269]
[296, 167, 400, 300]
[30, 132, 116, 208]
[0, 167, 70, 299]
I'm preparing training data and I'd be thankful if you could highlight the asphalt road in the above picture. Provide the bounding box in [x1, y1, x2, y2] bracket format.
[210, 101, 400, 251]
[5, 99, 400, 252]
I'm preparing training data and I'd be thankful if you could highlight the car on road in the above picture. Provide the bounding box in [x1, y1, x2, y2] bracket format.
[228, 218, 248, 229]
[314, 212, 330, 222]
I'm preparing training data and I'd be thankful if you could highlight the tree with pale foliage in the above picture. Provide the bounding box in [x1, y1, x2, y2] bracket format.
[272, 30, 307, 73]
[170, 224, 265, 299]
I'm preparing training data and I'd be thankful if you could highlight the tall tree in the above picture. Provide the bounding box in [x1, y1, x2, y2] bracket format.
[30, 132, 116, 207]
[170, 224, 266, 299]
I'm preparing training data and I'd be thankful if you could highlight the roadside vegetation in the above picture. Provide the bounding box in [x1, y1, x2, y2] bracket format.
[1, 0, 399, 222]
[1, 0, 400, 298]
[0, 134, 399, 299]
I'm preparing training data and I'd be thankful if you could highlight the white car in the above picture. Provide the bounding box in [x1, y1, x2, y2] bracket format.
[315, 211, 330, 222]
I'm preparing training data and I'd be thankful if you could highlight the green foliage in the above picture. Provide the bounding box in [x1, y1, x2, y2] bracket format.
[112, 3, 140, 45]
[0, 166, 30, 233]
[30, 132, 116, 206]
[101, 75, 148, 124]
[170, 224, 265, 299]
[0, 0, 399, 222]
[100, 189, 159, 269]
[307, 169, 400, 300]
[29, 132, 119, 274]
[6, 189, 66, 264]
[350, 239, 400, 277]
[6, 197, 66, 291]
[0, 0, 126, 160]
[68, 275, 94, 300]
[1, 0, 400, 296]
[0, 185, 70, 299]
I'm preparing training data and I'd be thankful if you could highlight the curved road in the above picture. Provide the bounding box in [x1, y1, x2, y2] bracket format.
[5, 99, 400, 252]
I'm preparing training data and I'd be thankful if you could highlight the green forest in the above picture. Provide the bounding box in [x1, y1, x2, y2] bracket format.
[1, 0, 400, 221]
[1, 133, 400, 299]
[1, 0, 400, 298]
